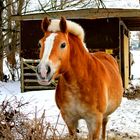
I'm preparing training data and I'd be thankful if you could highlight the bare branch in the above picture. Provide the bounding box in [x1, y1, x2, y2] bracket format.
[37, 0, 47, 14]
[3, 0, 19, 10]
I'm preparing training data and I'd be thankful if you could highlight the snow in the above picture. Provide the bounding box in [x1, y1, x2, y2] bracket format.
[0, 81, 140, 138]
[107, 98, 140, 137]
[104, 0, 140, 9]
[131, 50, 140, 79]
[130, 50, 140, 88]
[0, 52, 140, 139]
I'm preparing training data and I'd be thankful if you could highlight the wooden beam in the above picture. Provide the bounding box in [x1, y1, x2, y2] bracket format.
[11, 8, 140, 21]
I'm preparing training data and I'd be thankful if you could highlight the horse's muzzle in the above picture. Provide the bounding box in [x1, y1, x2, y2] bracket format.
[36, 63, 53, 85]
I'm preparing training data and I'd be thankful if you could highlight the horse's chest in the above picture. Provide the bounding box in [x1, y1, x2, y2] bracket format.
[63, 89, 88, 118]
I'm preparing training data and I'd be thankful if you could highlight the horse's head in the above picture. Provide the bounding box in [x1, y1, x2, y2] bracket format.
[37, 17, 70, 85]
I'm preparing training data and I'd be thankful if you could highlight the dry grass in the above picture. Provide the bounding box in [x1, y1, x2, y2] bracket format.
[0, 97, 79, 140]
[0, 96, 139, 140]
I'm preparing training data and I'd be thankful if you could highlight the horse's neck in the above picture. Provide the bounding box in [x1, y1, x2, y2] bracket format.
[63, 34, 95, 84]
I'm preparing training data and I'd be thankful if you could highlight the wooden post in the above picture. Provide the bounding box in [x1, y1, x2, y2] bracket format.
[20, 57, 24, 92]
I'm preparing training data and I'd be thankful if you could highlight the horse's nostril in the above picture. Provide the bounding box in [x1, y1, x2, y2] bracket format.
[36, 66, 40, 74]
[41, 76, 45, 80]
[47, 65, 51, 75]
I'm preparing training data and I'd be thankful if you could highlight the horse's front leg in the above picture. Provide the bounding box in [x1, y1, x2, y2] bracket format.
[61, 112, 78, 140]
[86, 113, 103, 140]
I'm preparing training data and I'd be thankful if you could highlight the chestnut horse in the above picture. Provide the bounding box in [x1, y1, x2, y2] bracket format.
[36, 17, 123, 140]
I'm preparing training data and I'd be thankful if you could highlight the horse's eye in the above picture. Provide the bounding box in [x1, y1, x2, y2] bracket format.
[60, 43, 66, 49]
[38, 42, 41, 49]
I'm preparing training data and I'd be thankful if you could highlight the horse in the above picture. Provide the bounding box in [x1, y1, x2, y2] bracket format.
[36, 17, 123, 140]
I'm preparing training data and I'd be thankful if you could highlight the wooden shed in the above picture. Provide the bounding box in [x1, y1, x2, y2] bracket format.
[11, 8, 140, 92]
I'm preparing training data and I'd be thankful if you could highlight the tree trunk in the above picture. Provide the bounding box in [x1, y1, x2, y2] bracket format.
[0, 0, 3, 81]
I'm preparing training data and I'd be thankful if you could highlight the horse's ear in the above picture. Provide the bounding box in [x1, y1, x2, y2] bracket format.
[41, 17, 51, 32]
[60, 16, 67, 33]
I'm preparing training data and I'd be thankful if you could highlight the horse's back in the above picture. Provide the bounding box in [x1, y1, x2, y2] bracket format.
[91, 51, 123, 89]
[91, 52, 119, 71]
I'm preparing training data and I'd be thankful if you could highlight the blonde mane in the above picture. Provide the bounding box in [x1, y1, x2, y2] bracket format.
[47, 19, 85, 42]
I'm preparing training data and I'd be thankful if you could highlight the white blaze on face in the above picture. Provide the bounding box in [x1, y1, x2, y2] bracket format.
[41, 33, 57, 63]
[40, 33, 57, 78]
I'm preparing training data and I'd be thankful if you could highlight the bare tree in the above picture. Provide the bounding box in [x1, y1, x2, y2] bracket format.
[2, 0, 30, 81]
[0, 0, 4, 81]
[25, 0, 105, 14]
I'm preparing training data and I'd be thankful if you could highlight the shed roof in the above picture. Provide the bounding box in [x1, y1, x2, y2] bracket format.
[11, 8, 140, 31]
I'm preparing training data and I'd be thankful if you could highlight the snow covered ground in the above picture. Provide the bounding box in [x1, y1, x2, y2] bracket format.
[0, 82, 140, 139]
[0, 50, 140, 139]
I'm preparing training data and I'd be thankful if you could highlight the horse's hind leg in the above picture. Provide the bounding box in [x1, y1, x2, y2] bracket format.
[102, 117, 108, 140]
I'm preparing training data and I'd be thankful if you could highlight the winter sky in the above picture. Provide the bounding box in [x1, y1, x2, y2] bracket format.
[27, 0, 140, 13]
